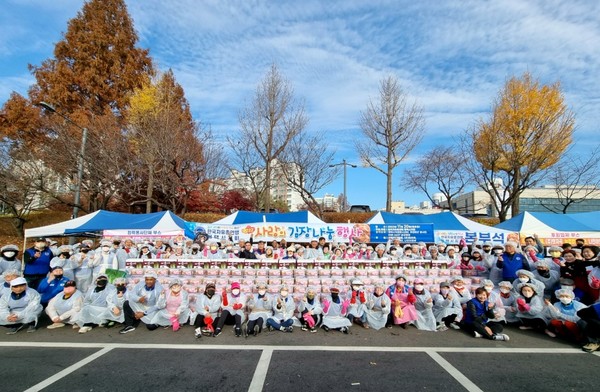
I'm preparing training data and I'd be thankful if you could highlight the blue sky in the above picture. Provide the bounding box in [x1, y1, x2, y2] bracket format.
[2, 0, 600, 210]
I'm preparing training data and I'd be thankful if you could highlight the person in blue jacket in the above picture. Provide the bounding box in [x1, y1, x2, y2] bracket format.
[496, 241, 531, 282]
[23, 238, 54, 290]
[36, 265, 69, 306]
[462, 287, 510, 341]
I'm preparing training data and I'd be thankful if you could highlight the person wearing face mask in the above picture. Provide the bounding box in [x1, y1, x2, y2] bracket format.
[45, 280, 83, 329]
[544, 288, 586, 340]
[346, 279, 368, 328]
[73, 245, 94, 294]
[214, 282, 245, 337]
[321, 286, 352, 333]
[23, 238, 55, 290]
[544, 246, 564, 272]
[0, 277, 43, 334]
[192, 282, 221, 338]
[298, 286, 322, 333]
[433, 282, 462, 331]
[496, 281, 519, 324]
[364, 283, 391, 330]
[37, 264, 69, 306]
[462, 287, 510, 341]
[266, 285, 296, 333]
[426, 246, 447, 263]
[0, 244, 21, 275]
[515, 282, 548, 332]
[450, 278, 471, 310]
[49, 245, 76, 281]
[152, 279, 190, 332]
[119, 271, 164, 334]
[385, 275, 417, 329]
[91, 241, 119, 282]
[76, 275, 120, 333]
[411, 278, 437, 332]
[480, 280, 506, 323]
[532, 260, 560, 299]
[1, 270, 20, 300]
[511, 270, 545, 299]
[245, 282, 273, 337]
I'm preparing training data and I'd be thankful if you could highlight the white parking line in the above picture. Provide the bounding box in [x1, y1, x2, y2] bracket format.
[0, 341, 590, 354]
[23, 347, 112, 392]
[248, 348, 273, 392]
[426, 350, 483, 392]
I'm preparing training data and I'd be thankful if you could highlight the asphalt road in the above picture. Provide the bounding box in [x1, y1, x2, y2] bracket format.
[1, 319, 598, 392]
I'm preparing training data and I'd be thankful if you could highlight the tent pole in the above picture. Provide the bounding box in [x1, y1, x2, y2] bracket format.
[21, 236, 27, 277]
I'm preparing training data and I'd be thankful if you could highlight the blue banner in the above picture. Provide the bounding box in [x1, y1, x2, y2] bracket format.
[370, 223, 435, 243]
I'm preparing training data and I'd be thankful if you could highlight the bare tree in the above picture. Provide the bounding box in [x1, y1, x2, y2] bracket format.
[357, 75, 424, 211]
[232, 64, 308, 211]
[537, 146, 600, 213]
[279, 130, 340, 218]
[403, 145, 470, 211]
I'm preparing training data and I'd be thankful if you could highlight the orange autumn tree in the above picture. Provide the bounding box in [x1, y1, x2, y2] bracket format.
[464, 72, 575, 221]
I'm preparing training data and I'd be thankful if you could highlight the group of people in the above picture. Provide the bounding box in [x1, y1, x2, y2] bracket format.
[0, 236, 599, 353]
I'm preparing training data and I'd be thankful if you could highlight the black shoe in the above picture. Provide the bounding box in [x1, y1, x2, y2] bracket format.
[5, 324, 25, 335]
[400, 323, 407, 329]
[254, 325, 260, 336]
[286, 326, 293, 333]
[310, 327, 317, 333]
[267, 325, 274, 332]
[341, 327, 349, 334]
[119, 326, 136, 334]
[301, 325, 308, 331]
[322, 325, 330, 332]
[235, 328, 242, 337]
[26, 325, 36, 333]
[213, 328, 222, 337]
[386, 324, 393, 329]
[194, 327, 202, 338]
[146, 324, 159, 331]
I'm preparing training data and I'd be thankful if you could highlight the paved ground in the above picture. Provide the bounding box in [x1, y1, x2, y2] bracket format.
[1, 320, 598, 392]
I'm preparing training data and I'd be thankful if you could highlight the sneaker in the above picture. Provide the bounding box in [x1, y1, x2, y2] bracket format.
[449, 323, 461, 330]
[386, 324, 393, 329]
[194, 327, 202, 339]
[213, 328, 222, 337]
[322, 325, 330, 332]
[27, 325, 36, 333]
[146, 324, 159, 331]
[582, 342, 600, 353]
[267, 325, 274, 332]
[519, 325, 533, 330]
[253, 325, 260, 336]
[492, 333, 510, 341]
[72, 324, 80, 329]
[119, 326, 136, 334]
[5, 325, 25, 335]
[473, 331, 482, 338]
[301, 325, 308, 331]
[340, 327, 349, 334]
[286, 326, 293, 333]
[544, 329, 557, 338]
[235, 328, 242, 337]
[79, 326, 93, 334]
[437, 325, 449, 332]
[106, 321, 116, 328]
[47, 322, 65, 329]
[310, 327, 317, 333]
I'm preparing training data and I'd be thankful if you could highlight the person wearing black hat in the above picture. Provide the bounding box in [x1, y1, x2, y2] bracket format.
[37, 264, 69, 306]
[192, 282, 221, 338]
[45, 280, 83, 329]
[23, 238, 55, 290]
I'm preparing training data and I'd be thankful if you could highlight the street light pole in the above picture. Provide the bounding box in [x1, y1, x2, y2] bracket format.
[39, 102, 88, 220]
[329, 159, 357, 212]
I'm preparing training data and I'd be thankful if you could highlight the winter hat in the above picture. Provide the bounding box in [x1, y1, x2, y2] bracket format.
[516, 269, 534, 280]
[555, 289, 575, 299]
[231, 282, 241, 290]
[440, 282, 451, 288]
[1, 244, 19, 252]
[461, 252, 471, 258]
[10, 277, 27, 287]
[414, 278, 425, 284]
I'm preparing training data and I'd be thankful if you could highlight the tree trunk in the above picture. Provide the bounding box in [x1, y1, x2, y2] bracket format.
[264, 162, 271, 211]
[146, 165, 154, 213]
[386, 160, 393, 212]
[511, 170, 520, 217]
